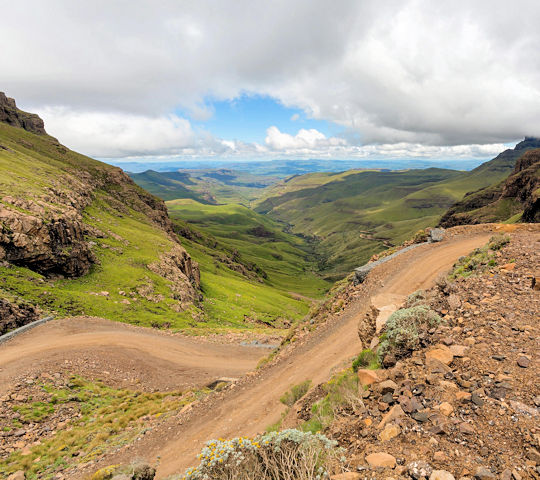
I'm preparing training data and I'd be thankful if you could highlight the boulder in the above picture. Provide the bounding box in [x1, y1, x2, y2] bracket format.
[378, 404, 405, 428]
[425, 345, 454, 365]
[6, 472, 25, 480]
[365, 452, 396, 468]
[429, 228, 445, 242]
[358, 369, 379, 387]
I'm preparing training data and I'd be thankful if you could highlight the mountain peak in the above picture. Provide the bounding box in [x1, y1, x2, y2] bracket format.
[514, 136, 540, 150]
[0, 91, 47, 135]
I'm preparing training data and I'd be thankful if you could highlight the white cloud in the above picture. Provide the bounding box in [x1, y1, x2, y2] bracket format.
[2, 0, 539, 159]
[39, 108, 196, 158]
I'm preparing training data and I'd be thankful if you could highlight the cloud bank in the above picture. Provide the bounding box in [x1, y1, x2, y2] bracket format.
[2, 0, 539, 160]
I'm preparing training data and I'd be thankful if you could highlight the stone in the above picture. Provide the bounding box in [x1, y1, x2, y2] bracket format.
[430, 471, 455, 480]
[449, 345, 468, 357]
[378, 380, 398, 395]
[331, 473, 362, 480]
[517, 355, 530, 368]
[438, 402, 454, 416]
[408, 460, 433, 479]
[433, 451, 448, 462]
[458, 422, 475, 434]
[382, 392, 395, 404]
[473, 467, 496, 479]
[412, 410, 430, 422]
[366, 452, 396, 468]
[379, 424, 401, 442]
[378, 404, 405, 428]
[112, 476, 131, 480]
[426, 345, 454, 366]
[500, 263, 516, 271]
[455, 391, 471, 401]
[7, 472, 25, 480]
[358, 369, 379, 387]
[429, 228, 445, 242]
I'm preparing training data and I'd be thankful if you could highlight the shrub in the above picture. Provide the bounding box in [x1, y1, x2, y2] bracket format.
[412, 229, 429, 243]
[352, 349, 379, 372]
[488, 234, 510, 251]
[182, 429, 342, 480]
[302, 370, 362, 433]
[280, 380, 312, 407]
[378, 306, 442, 361]
[405, 290, 427, 308]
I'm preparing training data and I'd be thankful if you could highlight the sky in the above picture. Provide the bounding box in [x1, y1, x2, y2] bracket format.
[2, 0, 540, 164]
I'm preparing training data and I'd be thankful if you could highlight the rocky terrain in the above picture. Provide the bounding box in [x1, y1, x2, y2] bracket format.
[440, 144, 540, 226]
[293, 228, 539, 480]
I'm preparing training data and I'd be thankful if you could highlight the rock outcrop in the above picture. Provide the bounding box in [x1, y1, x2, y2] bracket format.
[0, 297, 41, 335]
[0, 92, 46, 135]
[440, 145, 540, 227]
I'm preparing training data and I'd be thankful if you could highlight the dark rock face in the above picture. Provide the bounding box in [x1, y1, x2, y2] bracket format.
[0, 205, 96, 277]
[0, 298, 40, 335]
[0, 92, 46, 135]
[440, 143, 540, 227]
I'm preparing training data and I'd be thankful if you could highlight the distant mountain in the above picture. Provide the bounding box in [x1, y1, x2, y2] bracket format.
[254, 142, 532, 278]
[440, 142, 540, 226]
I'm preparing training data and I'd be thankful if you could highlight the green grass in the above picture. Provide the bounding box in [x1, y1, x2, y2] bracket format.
[0, 376, 195, 479]
[299, 369, 360, 434]
[351, 349, 380, 372]
[449, 234, 510, 280]
[254, 158, 520, 277]
[279, 380, 312, 407]
[166, 200, 331, 330]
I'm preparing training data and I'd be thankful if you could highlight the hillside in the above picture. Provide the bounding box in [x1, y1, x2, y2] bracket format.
[440, 146, 540, 226]
[254, 140, 540, 278]
[130, 168, 278, 204]
[0, 93, 201, 332]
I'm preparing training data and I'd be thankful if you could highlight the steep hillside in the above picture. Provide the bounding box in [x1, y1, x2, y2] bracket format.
[440, 146, 540, 226]
[167, 200, 330, 329]
[0, 93, 201, 331]
[254, 140, 539, 278]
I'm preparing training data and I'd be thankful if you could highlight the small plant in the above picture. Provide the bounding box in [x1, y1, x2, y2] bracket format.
[301, 370, 362, 433]
[405, 289, 427, 308]
[280, 380, 312, 407]
[412, 229, 429, 243]
[352, 349, 379, 372]
[488, 233, 511, 251]
[182, 429, 342, 480]
[378, 306, 442, 361]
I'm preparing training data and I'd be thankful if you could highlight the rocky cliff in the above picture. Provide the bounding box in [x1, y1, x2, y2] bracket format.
[0, 94, 200, 329]
[439, 141, 540, 227]
[0, 92, 46, 135]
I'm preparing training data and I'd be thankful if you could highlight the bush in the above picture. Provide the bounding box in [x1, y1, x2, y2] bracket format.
[302, 370, 362, 433]
[378, 306, 442, 361]
[405, 289, 427, 308]
[182, 429, 342, 480]
[352, 349, 379, 372]
[488, 234, 510, 251]
[280, 380, 312, 407]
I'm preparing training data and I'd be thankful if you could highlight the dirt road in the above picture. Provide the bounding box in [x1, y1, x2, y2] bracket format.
[0, 231, 493, 478]
[137, 233, 490, 478]
[0, 317, 266, 394]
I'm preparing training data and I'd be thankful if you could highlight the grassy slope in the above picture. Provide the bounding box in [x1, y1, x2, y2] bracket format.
[0, 122, 210, 329]
[167, 200, 330, 329]
[255, 164, 514, 278]
[1, 123, 327, 332]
